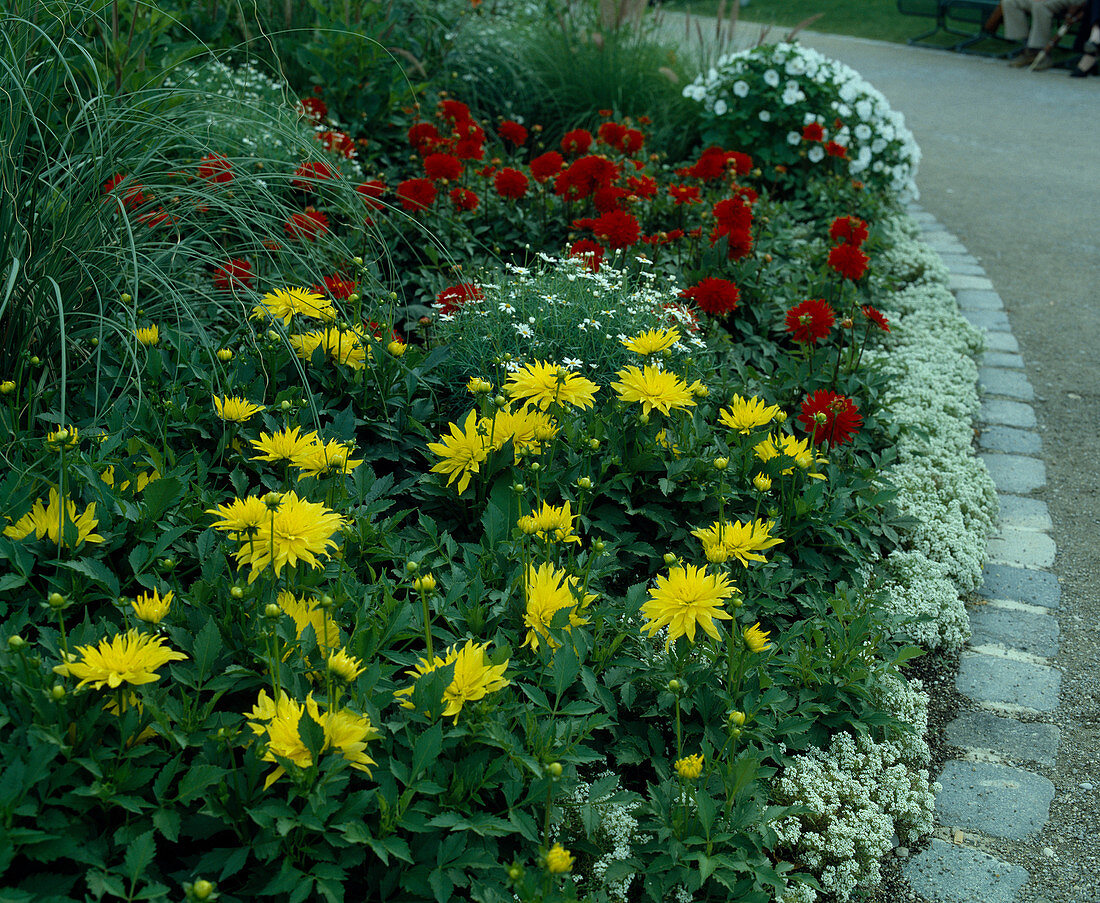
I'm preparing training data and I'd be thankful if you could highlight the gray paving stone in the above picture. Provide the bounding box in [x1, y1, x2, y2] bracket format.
[963, 308, 1011, 331]
[935, 760, 1054, 839]
[978, 425, 1042, 455]
[949, 273, 995, 291]
[980, 351, 1025, 369]
[979, 367, 1035, 401]
[925, 234, 969, 253]
[904, 838, 1029, 903]
[980, 398, 1036, 428]
[979, 453, 1046, 494]
[943, 261, 987, 277]
[979, 564, 1061, 609]
[968, 604, 1059, 657]
[987, 528, 1057, 569]
[957, 652, 1061, 711]
[955, 288, 1002, 309]
[946, 710, 1060, 767]
[994, 493, 1052, 531]
[984, 331, 1020, 353]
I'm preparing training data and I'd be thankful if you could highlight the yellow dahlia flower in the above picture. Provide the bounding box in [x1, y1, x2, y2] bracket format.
[294, 438, 363, 479]
[545, 843, 574, 874]
[228, 492, 345, 582]
[719, 394, 781, 434]
[611, 364, 696, 416]
[640, 564, 735, 649]
[427, 409, 489, 495]
[251, 287, 335, 325]
[394, 639, 510, 724]
[675, 753, 704, 779]
[289, 327, 368, 370]
[691, 519, 783, 567]
[621, 327, 680, 356]
[135, 325, 160, 346]
[743, 621, 773, 653]
[250, 425, 320, 467]
[4, 488, 103, 548]
[522, 562, 593, 651]
[131, 588, 173, 624]
[213, 395, 265, 422]
[53, 628, 187, 690]
[505, 361, 599, 411]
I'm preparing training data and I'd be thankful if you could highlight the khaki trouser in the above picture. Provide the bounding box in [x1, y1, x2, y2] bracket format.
[1002, 0, 1078, 48]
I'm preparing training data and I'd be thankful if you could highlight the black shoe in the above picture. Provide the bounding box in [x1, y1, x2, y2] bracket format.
[1070, 57, 1098, 77]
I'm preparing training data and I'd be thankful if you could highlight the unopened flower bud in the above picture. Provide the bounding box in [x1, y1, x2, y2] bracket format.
[230, 585, 244, 599]
[8, 634, 26, 650]
[529, 462, 540, 472]
[263, 492, 283, 510]
[511, 482, 525, 494]
[413, 574, 436, 593]
[493, 394, 507, 408]
[120, 293, 132, 303]
[753, 474, 773, 493]
[266, 330, 280, 342]
[638, 412, 650, 425]
[728, 710, 746, 726]
[588, 438, 600, 451]
[405, 560, 419, 574]
[662, 552, 677, 566]
[191, 880, 215, 901]
[387, 340, 406, 357]
[713, 457, 729, 471]
[320, 594, 335, 609]
[667, 679, 681, 693]
[279, 400, 291, 412]
[840, 317, 854, 329]
[814, 411, 828, 424]
[50, 684, 66, 700]
[774, 410, 788, 423]
[29, 356, 41, 366]
[592, 539, 605, 553]
[507, 866, 523, 881]
[263, 603, 282, 619]
[547, 761, 563, 778]
[352, 257, 364, 266]
[48, 592, 66, 609]
[0, 381, 14, 394]
[576, 476, 592, 490]
[216, 349, 234, 362]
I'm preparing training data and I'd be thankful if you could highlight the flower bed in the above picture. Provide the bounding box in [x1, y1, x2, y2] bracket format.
[0, 7, 995, 902]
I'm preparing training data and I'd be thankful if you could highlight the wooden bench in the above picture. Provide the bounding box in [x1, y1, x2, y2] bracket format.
[897, 0, 1081, 57]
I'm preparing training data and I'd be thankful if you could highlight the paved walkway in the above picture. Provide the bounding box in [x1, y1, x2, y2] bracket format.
[772, 28, 1100, 903]
[661, 15, 1100, 901]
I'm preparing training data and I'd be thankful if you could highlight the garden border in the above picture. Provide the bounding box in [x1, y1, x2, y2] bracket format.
[900, 203, 1059, 903]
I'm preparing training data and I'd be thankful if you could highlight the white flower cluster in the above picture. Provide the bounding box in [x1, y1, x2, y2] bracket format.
[682, 42, 921, 200]
[562, 773, 641, 903]
[871, 274, 998, 597]
[771, 726, 938, 903]
[879, 549, 970, 652]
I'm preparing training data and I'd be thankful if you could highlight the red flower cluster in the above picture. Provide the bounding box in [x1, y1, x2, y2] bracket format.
[102, 173, 150, 210]
[198, 153, 233, 184]
[710, 197, 754, 261]
[494, 167, 529, 200]
[574, 208, 641, 249]
[596, 121, 644, 155]
[668, 183, 701, 205]
[530, 152, 563, 183]
[356, 180, 387, 209]
[829, 216, 868, 247]
[861, 305, 890, 332]
[284, 209, 329, 241]
[435, 283, 483, 313]
[681, 277, 739, 316]
[408, 122, 442, 155]
[423, 152, 463, 182]
[797, 390, 863, 447]
[396, 178, 437, 211]
[291, 161, 333, 191]
[561, 129, 593, 155]
[802, 122, 825, 143]
[785, 299, 835, 345]
[676, 146, 752, 181]
[569, 239, 605, 271]
[498, 120, 528, 147]
[317, 130, 355, 158]
[405, 100, 487, 162]
[298, 96, 328, 122]
[449, 187, 479, 211]
[554, 155, 620, 202]
[313, 274, 358, 300]
[828, 241, 869, 281]
[825, 141, 847, 159]
[212, 259, 253, 291]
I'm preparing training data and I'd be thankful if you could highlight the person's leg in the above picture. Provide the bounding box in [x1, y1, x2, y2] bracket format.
[1002, 0, 1031, 42]
[1071, 22, 1100, 75]
[1027, 0, 1074, 48]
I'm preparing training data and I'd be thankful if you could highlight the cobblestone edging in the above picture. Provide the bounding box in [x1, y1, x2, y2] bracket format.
[899, 206, 1060, 902]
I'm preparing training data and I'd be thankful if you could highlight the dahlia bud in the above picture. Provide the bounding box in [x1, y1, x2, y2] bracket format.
[263, 492, 283, 510]
[47, 592, 66, 610]
[263, 603, 282, 619]
[279, 400, 291, 411]
[588, 438, 600, 451]
[120, 293, 132, 303]
[7, 634, 26, 650]
[0, 381, 14, 394]
[728, 710, 746, 726]
[592, 539, 606, 553]
[191, 880, 215, 901]
[50, 684, 66, 700]
[405, 560, 419, 574]
[753, 474, 773, 493]
[713, 457, 729, 471]
[840, 317, 854, 329]
[229, 585, 244, 599]
[547, 762, 563, 778]
[667, 679, 681, 693]
[814, 411, 828, 424]
[662, 552, 677, 566]
[413, 574, 437, 593]
[576, 476, 592, 490]
[216, 349, 234, 362]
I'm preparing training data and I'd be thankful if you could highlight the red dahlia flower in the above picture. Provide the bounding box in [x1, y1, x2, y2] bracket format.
[407, 122, 442, 155]
[590, 208, 640, 249]
[449, 187, 479, 211]
[569, 239, 605, 272]
[802, 122, 825, 142]
[554, 155, 619, 201]
[284, 209, 330, 241]
[438, 99, 472, 126]
[797, 390, 862, 447]
[828, 242, 869, 281]
[784, 299, 835, 345]
[626, 175, 657, 199]
[561, 129, 593, 155]
[494, 167, 529, 199]
[597, 122, 628, 148]
[102, 173, 149, 210]
[435, 283, 483, 313]
[212, 259, 253, 291]
[453, 122, 486, 161]
[530, 151, 563, 183]
[620, 128, 645, 156]
[317, 130, 355, 158]
[677, 145, 731, 181]
[825, 141, 847, 158]
[669, 183, 701, 205]
[681, 277, 739, 316]
[356, 180, 387, 209]
[292, 161, 333, 191]
[861, 305, 890, 332]
[829, 216, 869, 247]
[593, 186, 628, 213]
[713, 197, 752, 232]
[396, 178, 437, 211]
[198, 153, 233, 184]
[498, 120, 528, 147]
[423, 152, 463, 182]
[299, 96, 328, 121]
[728, 151, 753, 176]
[313, 274, 357, 299]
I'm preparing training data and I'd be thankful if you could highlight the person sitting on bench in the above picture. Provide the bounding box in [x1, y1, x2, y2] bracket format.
[1003, 0, 1080, 67]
